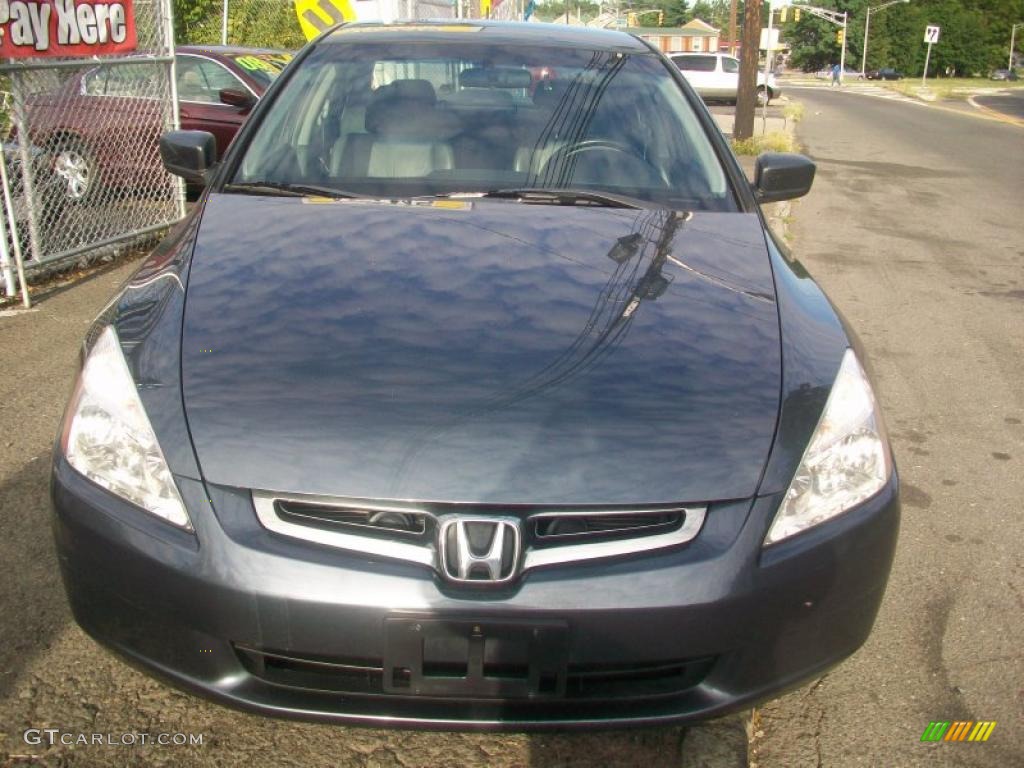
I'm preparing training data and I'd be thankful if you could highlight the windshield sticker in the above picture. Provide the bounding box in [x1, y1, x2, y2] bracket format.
[233, 53, 292, 74]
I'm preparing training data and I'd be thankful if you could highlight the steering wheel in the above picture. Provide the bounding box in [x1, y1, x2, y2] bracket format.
[539, 140, 668, 187]
[545, 139, 638, 168]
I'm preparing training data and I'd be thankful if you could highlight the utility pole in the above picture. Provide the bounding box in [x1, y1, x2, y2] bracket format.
[1011, 22, 1023, 71]
[735, 0, 763, 141]
[792, 3, 851, 82]
[862, 0, 911, 76]
[728, 0, 739, 56]
[839, 11, 847, 83]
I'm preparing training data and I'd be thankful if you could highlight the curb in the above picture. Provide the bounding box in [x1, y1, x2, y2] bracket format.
[966, 94, 1024, 127]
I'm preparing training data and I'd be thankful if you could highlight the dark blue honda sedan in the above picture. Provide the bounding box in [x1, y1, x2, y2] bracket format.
[51, 21, 899, 729]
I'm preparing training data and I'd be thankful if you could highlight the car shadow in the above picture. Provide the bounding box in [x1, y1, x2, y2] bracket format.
[0, 457, 72, 700]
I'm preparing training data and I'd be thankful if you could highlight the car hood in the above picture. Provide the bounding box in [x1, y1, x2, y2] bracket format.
[181, 194, 781, 504]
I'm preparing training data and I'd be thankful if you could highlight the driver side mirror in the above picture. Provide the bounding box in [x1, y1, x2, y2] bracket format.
[160, 130, 216, 184]
[753, 153, 816, 203]
[219, 87, 256, 111]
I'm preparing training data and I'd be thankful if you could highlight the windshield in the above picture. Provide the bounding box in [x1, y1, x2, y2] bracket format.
[232, 39, 733, 210]
[227, 52, 293, 88]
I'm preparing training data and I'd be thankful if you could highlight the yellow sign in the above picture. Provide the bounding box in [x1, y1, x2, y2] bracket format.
[294, 0, 356, 41]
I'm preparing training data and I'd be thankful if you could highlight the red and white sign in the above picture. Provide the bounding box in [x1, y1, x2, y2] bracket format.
[0, 0, 137, 59]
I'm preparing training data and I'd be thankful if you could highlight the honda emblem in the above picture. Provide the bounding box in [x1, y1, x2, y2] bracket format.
[438, 516, 521, 584]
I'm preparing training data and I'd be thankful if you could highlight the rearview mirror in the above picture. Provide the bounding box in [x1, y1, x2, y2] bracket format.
[160, 130, 216, 184]
[753, 153, 816, 203]
[219, 87, 256, 110]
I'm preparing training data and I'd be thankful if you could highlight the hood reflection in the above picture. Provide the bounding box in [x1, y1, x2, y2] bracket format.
[182, 195, 782, 504]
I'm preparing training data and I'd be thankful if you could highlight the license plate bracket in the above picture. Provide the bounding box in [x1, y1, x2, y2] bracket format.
[383, 617, 568, 698]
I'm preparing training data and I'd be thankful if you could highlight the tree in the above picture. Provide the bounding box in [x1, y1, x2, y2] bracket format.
[172, 0, 220, 43]
[535, 0, 601, 23]
[645, 0, 692, 28]
[780, 0, 1024, 76]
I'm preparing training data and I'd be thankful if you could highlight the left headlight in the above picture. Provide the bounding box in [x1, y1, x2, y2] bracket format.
[765, 348, 892, 546]
[60, 326, 192, 530]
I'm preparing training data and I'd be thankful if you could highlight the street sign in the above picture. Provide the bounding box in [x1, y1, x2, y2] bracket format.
[922, 25, 940, 86]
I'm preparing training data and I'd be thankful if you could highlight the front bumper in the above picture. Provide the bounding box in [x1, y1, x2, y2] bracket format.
[51, 456, 899, 730]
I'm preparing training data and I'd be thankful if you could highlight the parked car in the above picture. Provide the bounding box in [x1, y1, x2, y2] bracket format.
[989, 68, 1019, 81]
[670, 52, 780, 104]
[1, 140, 69, 258]
[52, 21, 899, 730]
[866, 68, 903, 80]
[24, 46, 292, 202]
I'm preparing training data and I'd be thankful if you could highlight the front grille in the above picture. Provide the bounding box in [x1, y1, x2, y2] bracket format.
[275, 499, 430, 541]
[566, 658, 714, 699]
[234, 644, 714, 701]
[236, 644, 383, 694]
[531, 511, 683, 545]
[253, 490, 707, 578]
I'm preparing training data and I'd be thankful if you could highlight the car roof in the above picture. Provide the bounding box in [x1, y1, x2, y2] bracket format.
[177, 44, 291, 57]
[321, 20, 651, 53]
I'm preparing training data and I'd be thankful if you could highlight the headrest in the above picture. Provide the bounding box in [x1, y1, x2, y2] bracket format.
[376, 79, 436, 105]
[365, 93, 460, 141]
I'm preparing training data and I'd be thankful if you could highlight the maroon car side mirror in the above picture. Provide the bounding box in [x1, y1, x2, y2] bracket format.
[219, 88, 257, 112]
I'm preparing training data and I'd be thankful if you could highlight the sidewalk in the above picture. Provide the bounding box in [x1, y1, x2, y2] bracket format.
[712, 112, 789, 138]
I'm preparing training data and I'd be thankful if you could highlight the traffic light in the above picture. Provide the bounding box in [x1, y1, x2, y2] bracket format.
[836, 29, 844, 44]
[658, 10, 664, 26]
[779, 7, 787, 22]
[794, 9, 800, 21]
[628, 12, 637, 26]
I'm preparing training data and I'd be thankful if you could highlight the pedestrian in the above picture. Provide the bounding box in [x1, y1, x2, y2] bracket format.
[831, 63, 841, 87]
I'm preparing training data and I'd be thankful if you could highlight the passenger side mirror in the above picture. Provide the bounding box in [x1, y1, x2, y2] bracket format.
[753, 153, 816, 203]
[160, 130, 216, 184]
[219, 88, 256, 111]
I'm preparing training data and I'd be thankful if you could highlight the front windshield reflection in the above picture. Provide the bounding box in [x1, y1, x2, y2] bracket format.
[233, 42, 733, 210]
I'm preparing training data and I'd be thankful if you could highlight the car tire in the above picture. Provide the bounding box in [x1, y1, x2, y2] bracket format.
[50, 137, 100, 204]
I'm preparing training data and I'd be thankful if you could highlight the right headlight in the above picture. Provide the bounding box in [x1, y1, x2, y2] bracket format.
[60, 325, 192, 530]
[765, 348, 892, 546]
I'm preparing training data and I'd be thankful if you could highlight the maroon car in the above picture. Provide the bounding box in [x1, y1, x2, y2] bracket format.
[25, 46, 292, 201]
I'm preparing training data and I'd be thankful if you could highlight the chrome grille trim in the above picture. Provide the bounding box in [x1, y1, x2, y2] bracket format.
[252, 490, 706, 576]
[523, 508, 705, 570]
[252, 492, 436, 567]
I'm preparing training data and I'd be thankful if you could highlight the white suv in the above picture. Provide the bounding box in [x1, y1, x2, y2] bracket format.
[669, 53, 779, 104]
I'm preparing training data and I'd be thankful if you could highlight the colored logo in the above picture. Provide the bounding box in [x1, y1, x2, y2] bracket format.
[921, 721, 996, 742]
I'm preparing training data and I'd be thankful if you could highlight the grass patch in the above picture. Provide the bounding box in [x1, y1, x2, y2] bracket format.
[731, 131, 796, 156]
[783, 101, 805, 123]
[883, 77, 1024, 100]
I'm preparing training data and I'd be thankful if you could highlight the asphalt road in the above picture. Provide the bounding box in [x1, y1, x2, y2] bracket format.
[751, 89, 1024, 766]
[974, 90, 1024, 120]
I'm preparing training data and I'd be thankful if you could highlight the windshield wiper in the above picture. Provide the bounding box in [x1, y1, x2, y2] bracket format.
[222, 181, 363, 199]
[472, 188, 646, 210]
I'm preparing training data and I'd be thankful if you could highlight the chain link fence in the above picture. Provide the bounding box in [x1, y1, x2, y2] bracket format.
[0, 0, 183, 303]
